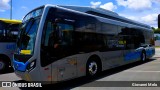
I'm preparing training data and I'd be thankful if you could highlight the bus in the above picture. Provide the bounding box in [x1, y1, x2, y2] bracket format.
[13, 5, 155, 83]
[0, 18, 21, 71]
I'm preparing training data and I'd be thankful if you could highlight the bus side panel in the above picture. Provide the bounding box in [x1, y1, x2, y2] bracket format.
[76, 54, 89, 77]
[123, 49, 141, 63]
[0, 43, 16, 61]
[50, 56, 77, 82]
[100, 50, 124, 71]
[145, 47, 155, 59]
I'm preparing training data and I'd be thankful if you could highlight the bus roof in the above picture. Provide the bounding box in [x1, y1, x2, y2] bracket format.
[0, 18, 22, 24]
[57, 5, 150, 29]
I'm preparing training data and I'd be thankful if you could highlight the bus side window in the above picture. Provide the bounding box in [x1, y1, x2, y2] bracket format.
[41, 21, 55, 67]
[43, 21, 54, 47]
[53, 23, 74, 57]
[57, 23, 73, 46]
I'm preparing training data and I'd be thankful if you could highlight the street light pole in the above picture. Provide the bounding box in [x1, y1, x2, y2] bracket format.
[10, 0, 12, 20]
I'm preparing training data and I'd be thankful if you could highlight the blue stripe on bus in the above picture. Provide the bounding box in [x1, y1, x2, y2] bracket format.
[124, 51, 141, 61]
[124, 49, 155, 61]
[13, 59, 29, 72]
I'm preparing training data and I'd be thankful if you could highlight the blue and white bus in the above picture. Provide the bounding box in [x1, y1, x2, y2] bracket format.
[13, 5, 155, 83]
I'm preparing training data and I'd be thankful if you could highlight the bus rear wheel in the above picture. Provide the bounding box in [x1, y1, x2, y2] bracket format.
[141, 51, 146, 61]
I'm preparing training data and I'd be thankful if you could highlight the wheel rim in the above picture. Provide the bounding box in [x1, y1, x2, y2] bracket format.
[0, 61, 5, 70]
[142, 53, 146, 61]
[88, 61, 98, 75]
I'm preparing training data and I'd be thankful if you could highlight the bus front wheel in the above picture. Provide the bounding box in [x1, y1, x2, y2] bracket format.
[86, 59, 101, 77]
[0, 59, 9, 72]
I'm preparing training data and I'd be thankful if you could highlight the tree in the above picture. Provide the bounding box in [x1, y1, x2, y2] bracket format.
[152, 27, 156, 31]
[153, 28, 160, 34]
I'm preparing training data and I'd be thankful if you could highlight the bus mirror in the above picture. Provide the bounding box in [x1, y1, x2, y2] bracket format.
[158, 14, 160, 28]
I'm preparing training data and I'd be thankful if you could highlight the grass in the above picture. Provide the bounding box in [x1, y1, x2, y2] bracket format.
[155, 46, 160, 48]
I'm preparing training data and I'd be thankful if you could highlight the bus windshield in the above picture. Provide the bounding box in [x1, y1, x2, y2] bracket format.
[16, 18, 40, 55]
[15, 7, 43, 55]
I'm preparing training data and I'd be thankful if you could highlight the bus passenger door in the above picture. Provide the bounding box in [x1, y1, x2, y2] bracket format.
[50, 21, 77, 81]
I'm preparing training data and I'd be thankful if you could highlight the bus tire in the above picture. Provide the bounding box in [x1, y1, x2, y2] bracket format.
[0, 56, 10, 72]
[0, 58, 9, 72]
[141, 51, 146, 61]
[86, 58, 101, 77]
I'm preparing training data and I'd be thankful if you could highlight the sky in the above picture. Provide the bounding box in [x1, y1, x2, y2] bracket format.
[0, 0, 160, 28]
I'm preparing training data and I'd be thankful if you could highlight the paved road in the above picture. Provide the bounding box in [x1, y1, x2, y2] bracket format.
[0, 48, 160, 90]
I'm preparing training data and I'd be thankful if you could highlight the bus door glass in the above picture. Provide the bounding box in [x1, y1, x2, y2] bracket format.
[41, 10, 76, 81]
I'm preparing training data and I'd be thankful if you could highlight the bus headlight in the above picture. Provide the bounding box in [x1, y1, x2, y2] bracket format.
[27, 60, 36, 71]
[30, 61, 35, 68]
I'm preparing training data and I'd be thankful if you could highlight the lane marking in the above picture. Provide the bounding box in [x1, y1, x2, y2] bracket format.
[124, 70, 160, 72]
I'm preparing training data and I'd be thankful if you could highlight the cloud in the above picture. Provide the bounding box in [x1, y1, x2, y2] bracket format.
[116, 0, 160, 27]
[120, 13, 158, 27]
[100, 2, 117, 11]
[89, 1, 159, 27]
[90, 1, 101, 8]
[116, 0, 152, 10]
[0, 0, 10, 10]
[121, 14, 138, 21]
[90, 1, 117, 11]
[21, 6, 28, 10]
[141, 14, 158, 26]
[153, 0, 160, 3]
